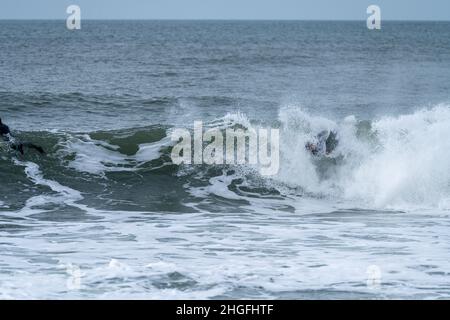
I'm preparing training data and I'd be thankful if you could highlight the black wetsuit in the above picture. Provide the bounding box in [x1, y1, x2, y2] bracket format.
[0, 123, 10, 137]
[2, 122, 40, 155]
[1, 121, 45, 155]
[1, 123, 23, 154]
[325, 131, 339, 154]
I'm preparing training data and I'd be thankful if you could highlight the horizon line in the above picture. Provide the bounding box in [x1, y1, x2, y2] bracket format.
[0, 18, 450, 22]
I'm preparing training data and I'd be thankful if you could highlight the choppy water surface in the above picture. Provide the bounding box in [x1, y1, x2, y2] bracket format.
[1, 21, 450, 299]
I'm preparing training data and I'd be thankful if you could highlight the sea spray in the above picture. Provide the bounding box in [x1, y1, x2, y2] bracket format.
[274, 104, 450, 209]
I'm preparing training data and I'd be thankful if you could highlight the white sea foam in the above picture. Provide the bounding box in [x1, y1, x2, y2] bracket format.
[135, 136, 172, 163]
[2, 107, 449, 299]
[59, 133, 171, 175]
[9, 159, 86, 216]
[274, 104, 450, 209]
[1, 208, 449, 299]
[176, 105, 450, 213]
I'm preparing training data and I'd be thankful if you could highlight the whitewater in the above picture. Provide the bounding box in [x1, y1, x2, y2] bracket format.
[2, 20, 450, 299]
[1, 104, 450, 299]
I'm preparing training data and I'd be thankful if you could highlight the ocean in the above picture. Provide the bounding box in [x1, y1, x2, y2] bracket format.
[1, 20, 450, 299]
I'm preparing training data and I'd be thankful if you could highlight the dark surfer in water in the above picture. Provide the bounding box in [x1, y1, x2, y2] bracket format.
[0, 118, 45, 155]
[305, 130, 339, 156]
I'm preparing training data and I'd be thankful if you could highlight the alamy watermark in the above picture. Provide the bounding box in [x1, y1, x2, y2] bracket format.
[367, 5, 381, 30]
[170, 121, 280, 176]
[66, 5, 81, 30]
[66, 5, 381, 31]
[366, 265, 382, 289]
[66, 264, 82, 290]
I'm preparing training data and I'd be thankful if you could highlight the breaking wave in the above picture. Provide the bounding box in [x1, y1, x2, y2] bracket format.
[1, 104, 450, 213]
[277, 104, 450, 209]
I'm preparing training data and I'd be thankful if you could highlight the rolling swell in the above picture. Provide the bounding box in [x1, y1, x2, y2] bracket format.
[0, 91, 180, 132]
[0, 126, 193, 214]
[2, 104, 450, 216]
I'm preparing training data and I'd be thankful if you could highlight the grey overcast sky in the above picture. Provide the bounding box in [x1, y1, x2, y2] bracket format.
[0, 0, 449, 20]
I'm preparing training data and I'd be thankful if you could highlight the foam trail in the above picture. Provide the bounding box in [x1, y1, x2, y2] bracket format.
[60, 134, 133, 175]
[15, 159, 82, 206]
[59, 133, 172, 175]
[135, 136, 171, 163]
